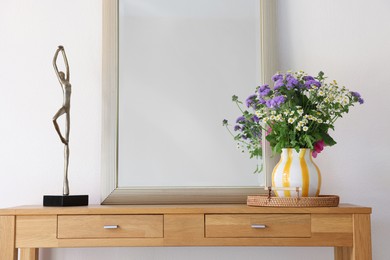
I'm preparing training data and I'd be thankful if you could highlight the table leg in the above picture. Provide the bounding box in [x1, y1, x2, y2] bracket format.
[0, 216, 17, 260]
[352, 214, 372, 260]
[334, 247, 352, 260]
[20, 248, 39, 260]
[334, 214, 372, 260]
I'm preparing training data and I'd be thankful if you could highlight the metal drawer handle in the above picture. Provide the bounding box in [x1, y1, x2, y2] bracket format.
[251, 224, 267, 229]
[104, 225, 119, 229]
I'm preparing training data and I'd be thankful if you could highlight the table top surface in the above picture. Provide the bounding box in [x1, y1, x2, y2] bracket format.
[0, 203, 372, 215]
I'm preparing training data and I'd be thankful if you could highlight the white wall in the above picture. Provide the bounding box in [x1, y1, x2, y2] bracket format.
[0, 0, 102, 204]
[277, 0, 390, 259]
[0, 0, 388, 259]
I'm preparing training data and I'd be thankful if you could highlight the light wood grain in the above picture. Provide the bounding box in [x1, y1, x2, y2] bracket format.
[187, 233, 351, 247]
[312, 214, 353, 233]
[57, 238, 164, 247]
[15, 216, 58, 248]
[334, 214, 372, 260]
[0, 216, 17, 260]
[0, 204, 372, 259]
[206, 214, 310, 238]
[58, 215, 163, 238]
[20, 248, 38, 260]
[335, 247, 353, 260]
[352, 214, 372, 260]
[0, 204, 372, 216]
[54, 233, 351, 247]
[164, 214, 204, 245]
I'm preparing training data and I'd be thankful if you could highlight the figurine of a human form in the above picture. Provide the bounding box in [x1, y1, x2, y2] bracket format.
[52, 46, 71, 196]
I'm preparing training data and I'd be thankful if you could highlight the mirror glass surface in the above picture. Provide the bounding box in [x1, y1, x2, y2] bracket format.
[118, 0, 264, 188]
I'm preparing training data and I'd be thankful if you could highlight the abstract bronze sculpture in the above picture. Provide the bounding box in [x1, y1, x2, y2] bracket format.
[43, 46, 88, 206]
[52, 45, 71, 196]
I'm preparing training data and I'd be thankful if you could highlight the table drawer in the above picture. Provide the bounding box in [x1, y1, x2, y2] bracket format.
[58, 215, 163, 238]
[205, 214, 311, 238]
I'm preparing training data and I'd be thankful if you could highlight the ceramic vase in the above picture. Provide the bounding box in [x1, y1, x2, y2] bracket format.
[272, 148, 321, 197]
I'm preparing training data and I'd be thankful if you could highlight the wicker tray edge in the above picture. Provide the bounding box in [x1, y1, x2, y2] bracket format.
[247, 195, 340, 207]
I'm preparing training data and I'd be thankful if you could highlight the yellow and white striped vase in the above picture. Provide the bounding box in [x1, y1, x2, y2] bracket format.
[272, 148, 321, 197]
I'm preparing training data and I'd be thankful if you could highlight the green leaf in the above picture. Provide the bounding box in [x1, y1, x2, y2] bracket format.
[274, 142, 282, 154]
[253, 163, 264, 174]
[320, 132, 337, 146]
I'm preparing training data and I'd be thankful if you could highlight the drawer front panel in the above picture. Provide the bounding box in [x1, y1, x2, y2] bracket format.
[205, 214, 311, 238]
[16, 216, 58, 247]
[58, 215, 163, 238]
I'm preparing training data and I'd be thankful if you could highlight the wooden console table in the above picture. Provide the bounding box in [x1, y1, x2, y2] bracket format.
[0, 204, 372, 260]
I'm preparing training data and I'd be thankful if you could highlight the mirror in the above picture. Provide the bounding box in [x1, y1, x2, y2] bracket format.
[101, 0, 278, 204]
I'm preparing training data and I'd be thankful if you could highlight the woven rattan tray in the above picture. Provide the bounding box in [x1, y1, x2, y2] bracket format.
[247, 195, 340, 207]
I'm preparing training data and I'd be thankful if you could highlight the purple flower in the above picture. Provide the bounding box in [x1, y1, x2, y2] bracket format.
[265, 100, 273, 108]
[258, 84, 271, 97]
[351, 91, 361, 98]
[351, 91, 364, 104]
[272, 73, 283, 82]
[286, 74, 299, 89]
[303, 76, 314, 81]
[305, 79, 321, 88]
[251, 115, 260, 123]
[274, 79, 284, 90]
[245, 94, 257, 108]
[236, 116, 245, 124]
[266, 95, 285, 109]
[234, 125, 241, 131]
[258, 97, 266, 104]
[274, 95, 286, 106]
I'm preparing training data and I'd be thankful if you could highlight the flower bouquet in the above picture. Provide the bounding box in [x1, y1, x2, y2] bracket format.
[223, 71, 363, 196]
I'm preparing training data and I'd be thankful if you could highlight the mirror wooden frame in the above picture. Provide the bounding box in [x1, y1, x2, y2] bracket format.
[101, 0, 278, 204]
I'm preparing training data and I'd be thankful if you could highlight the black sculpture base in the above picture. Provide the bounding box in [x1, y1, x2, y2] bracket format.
[43, 195, 89, 207]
